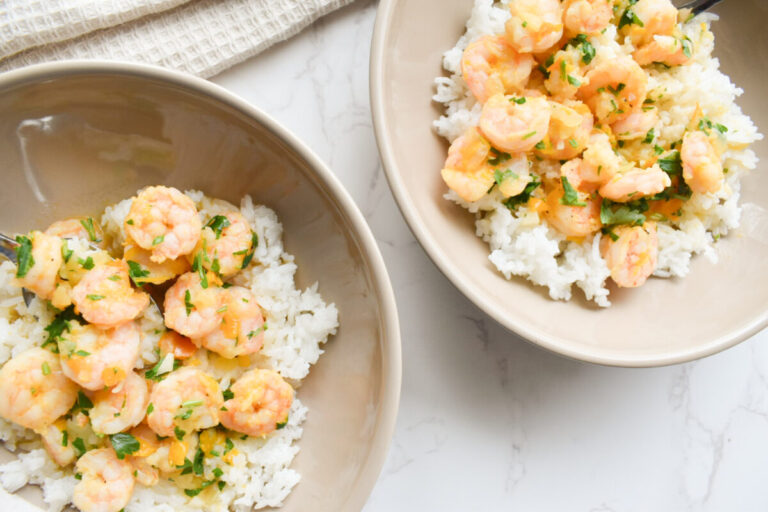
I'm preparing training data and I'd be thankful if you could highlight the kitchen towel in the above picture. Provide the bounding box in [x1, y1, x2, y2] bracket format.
[0, 0, 354, 77]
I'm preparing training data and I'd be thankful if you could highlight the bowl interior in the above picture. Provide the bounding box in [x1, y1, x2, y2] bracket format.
[0, 65, 398, 510]
[372, 0, 768, 366]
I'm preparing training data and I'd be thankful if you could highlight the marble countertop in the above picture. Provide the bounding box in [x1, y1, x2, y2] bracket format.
[213, 1, 768, 510]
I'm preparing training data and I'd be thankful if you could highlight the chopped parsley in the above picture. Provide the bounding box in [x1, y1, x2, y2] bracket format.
[191, 252, 208, 289]
[276, 417, 288, 430]
[145, 353, 175, 381]
[223, 438, 234, 455]
[79, 218, 102, 243]
[510, 97, 526, 104]
[534, 141, 547, 150]
[493, 169, 518, 185]
[211, 257, 221, 275]
[14, 235, 34, 278]
[559, 177, 586, 207]
[76, 390, 93, 410]
[567, 74, 581, 87]
[184, 290, 194, 315]
[110, 433, 140, 460]
[600, 199, 647, 227]
[522, 131, 537, 140]
[74, 350, 91, 357]
[205, 216, 231, 239]
[61, 240, 73, 263]
[61, 430, 68, 447]
[152, 235, 164, 246]
[503, 179, 540, 211]
[247, 323, 268, 339]
[192, 448, 204, 476]
[126, 260, 150, 286]
[108, 274, 122, 281]
[643, 128, 655, 144]
[488, 148, 511, 166]
[78, 256, 94, 270]
[568, 138, 579, 148]
[657, 151, 682, 176]
[618, 7, 645, 29]
[222, 388, 234, 401]
[567, 34, 596, 65]
[681, 36, 693, 58]
[86, 294, 105, 301]
[174, 426, 186, 441]
[72, 438, 87, 457]
[147, 403, 154, 415]
[240, 231, 259, 269]
[41, 361, 51, 375]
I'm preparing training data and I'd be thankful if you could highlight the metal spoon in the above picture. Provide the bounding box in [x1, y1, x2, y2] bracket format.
[680, 0, 723, 15]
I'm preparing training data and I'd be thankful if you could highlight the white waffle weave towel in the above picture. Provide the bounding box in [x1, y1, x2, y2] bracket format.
[0, 0, 354, 77]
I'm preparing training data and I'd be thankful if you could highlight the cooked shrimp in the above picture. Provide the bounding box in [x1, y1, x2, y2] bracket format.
[39, 420, 75, 467]
[598, 164, 671, 202]
[219, 369, 293, 438]
[0, 348, 78, 431]
[71, 259, 150, 328]
[535, 100, 593, 160]
[611, 107, 658, 140]
[124, 186, 202, 263]
[578, 57, 648, 123]
[58, 321, 141, 391]
[681, 130, 723, 194]
[581, 131, 622, 184]
[563, 0, 613, 36]
[495, 153, 532, 198]
[560, 158, 596, 193]
[196, 286, 266, 359]
[544, 180, 602, 238]
[14, 231, 62, 300]
[196, 211, 255, 278]
[146, 367, 223, 438]
[163, 272, 225, 338]
[440, 127, 496, 202]
[505, 0, 564, 54]
[89, 371, 149, 435]
[462, 35, 535, 103]
[158, 330, 198, 360]
[633, 35, 692, 66]
[543, 48, 586, 101]
[73, 448, 135, 512]
[624, 0, 678, 47]
[600, 223, 659, 287]
[478, 94, 550, 153]
[123, 243, 190, 286]
[45, 218, 106, 249]
[128, 456, 159, 487]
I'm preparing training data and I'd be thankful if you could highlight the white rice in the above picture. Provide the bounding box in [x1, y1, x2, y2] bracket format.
[434, 0, 763, 306]
[0, 190, 339, 510]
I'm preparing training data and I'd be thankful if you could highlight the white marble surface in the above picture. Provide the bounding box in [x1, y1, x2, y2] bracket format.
[213, 1, 768, 510]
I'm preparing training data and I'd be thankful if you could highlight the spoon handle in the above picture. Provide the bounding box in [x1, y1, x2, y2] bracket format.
[0, 233, 18, 263]
[680, 0, 724, 15]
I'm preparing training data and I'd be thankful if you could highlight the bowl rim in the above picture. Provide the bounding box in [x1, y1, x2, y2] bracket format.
[0, 59, 402, 510]
[369, 0, 768, 368]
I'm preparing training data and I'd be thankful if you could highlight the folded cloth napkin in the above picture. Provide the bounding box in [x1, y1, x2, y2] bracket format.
[0, 0, 354, 77]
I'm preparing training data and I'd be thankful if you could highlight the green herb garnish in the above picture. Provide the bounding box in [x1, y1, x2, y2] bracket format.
[110, 433, 140, 460]
[205, 216, 231, 240]
[79, 218, 102, 243]
[559, 177, 586, 207]
[14, 235, 34, 278]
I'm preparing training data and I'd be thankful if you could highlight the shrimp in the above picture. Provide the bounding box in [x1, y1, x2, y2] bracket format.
[600, 222, 659, 287]
[158, 330, 198, 360]
[58, 321, 141, 391]
[461, 35, 535, 103]
[14, 231, 62, 300]
[563, 0, 613, 36]
[478, 94, 551, 153]
[560, 158, 596, 193]
[623, 0, 678, 47]
[633, 35, 692, 66]
[0, 348, 78, 431]
[495, 153, 532, 198]
[543, 48, 586, 101]
[71, 259, 150, 328]
[599, 164, 671, 202]
[505, 0, 564, 54]
[45, 217, 106, 249]
[146, 367, 223, 438]
[611, 107, 658, 141]
[196, 211, 255, 278]
[39, 420, 75, 467]
[73, 448, 135, 512]
[89, 371, 149, 435]
[124, 186, 202, 263]
[535, 100, 593, 160]
[123, 243, 190, 286]
[578, 57, 648, 123]
[128, 457, 159, 487]
[219, 369, 293, 438]
[440, 127, 496, 202]
[544, 179, 602, 238]
[196, 286, 266, 359]
[163, 272, 225, 338]
[581, 131, 622, 184]
[681, 130, 723, 194]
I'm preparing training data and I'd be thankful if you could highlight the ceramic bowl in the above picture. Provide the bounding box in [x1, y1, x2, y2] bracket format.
[0, 61, 400, 511]
[370, 0, 768, 366]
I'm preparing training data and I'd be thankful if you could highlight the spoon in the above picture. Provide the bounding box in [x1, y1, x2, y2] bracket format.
[680, 0, 723, 14]
[0, 232, 161, 312]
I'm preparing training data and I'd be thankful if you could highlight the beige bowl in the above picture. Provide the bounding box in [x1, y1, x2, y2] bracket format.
[371, 0, 768, 367]
[0, 61, 400, 511]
